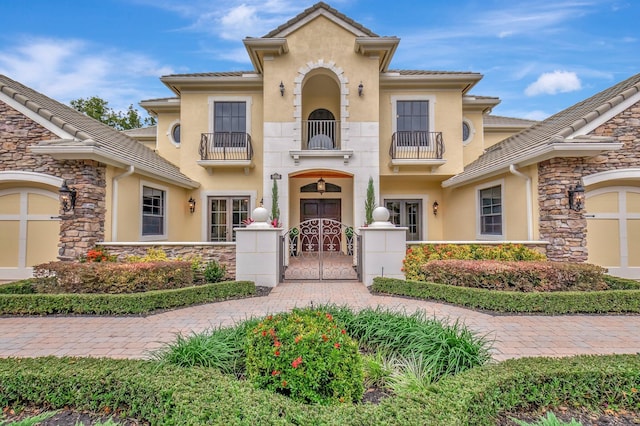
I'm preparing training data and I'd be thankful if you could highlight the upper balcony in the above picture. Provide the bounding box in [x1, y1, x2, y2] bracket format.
[388, 131, 446, 172]
[289, 118, 354, 165]
[198, 132, 255, 174]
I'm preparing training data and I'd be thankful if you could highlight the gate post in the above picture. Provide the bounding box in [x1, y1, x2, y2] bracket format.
[359, 207, 407, 286]
[235, 207, 282, 287]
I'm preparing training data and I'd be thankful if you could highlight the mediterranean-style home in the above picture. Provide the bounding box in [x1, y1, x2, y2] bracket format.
[0, 2, 638, 282]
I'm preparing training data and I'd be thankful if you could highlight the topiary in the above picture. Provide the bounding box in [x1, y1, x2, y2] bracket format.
[245, 308, 364, 405]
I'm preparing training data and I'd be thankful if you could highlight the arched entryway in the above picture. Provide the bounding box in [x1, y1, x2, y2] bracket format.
[280, 169, 359, 280]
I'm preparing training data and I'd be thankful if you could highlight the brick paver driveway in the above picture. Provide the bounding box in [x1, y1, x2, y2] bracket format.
[1, 281, 639, 361]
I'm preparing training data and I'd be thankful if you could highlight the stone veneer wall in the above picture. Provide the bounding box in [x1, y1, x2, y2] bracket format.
[539, 100, 640, 262]
[0, 101, 107, 260]
[100, 243, 237, 279]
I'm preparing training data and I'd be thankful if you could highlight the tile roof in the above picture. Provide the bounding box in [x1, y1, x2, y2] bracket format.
[0, 74, 198, 189]
[122, 126, 157, 138]
[161, 71, 254, 78]
[484, 115, 539, 128]
[388, 70, 482, 76]
[444, 73, 640, 188]
[263, 2, 378, 38]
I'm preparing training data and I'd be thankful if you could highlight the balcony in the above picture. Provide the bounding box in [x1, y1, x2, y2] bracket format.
[198, 132, 255, 174]
[290, 120, 354, 165]
[388, 131, 446, 172]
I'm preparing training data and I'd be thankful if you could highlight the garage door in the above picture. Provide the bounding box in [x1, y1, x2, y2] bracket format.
[0, 187, 59, 280]
[586, 186, 640, 279]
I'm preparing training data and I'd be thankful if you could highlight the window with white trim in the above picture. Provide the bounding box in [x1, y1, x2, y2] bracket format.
[208, 97, 252, 149]
[142, 186, 165, 237]
[479, 185, 503, 236]
[209, 196, 250, 242]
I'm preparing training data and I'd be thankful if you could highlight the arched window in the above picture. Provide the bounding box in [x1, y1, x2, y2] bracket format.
[307, 109, 336, 149]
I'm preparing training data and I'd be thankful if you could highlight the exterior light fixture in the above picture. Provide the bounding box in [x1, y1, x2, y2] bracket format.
[279, 81, 285, 96]
[188, 197, 196, 214]
[59, 180, 76, 212]
[432, 201, 439, 216]
[270, 172, 282, 180]
[568, 182, 585, 211]
[358, 81, 363, 97]
[316, 177, 326, 194]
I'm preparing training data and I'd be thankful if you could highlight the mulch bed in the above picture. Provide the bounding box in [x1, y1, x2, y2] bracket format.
[495, 407, 640, 425]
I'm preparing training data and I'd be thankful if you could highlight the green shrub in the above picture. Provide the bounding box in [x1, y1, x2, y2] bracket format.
[246, 308, 364, 405]
[0, 281, 255, 315]
[420, 260, 608, 292]
[604, 275, 640, 290]
[0, 279, 36, 294]
[152, 318, 260, 377]
[371, 277, 640, 314]
[203, 260, 226, 283]
[344, 307, 491, 383]
[1, 355, 638, 425]
[403, 243, 546, 281]
[32, 261, 193, 294]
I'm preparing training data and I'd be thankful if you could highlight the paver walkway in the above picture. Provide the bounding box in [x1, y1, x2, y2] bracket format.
[1, 281, 639, 361]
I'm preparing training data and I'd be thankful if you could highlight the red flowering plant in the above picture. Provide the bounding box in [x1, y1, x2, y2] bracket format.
[79, 246, 116, 263]
[245, 308, 363, 405]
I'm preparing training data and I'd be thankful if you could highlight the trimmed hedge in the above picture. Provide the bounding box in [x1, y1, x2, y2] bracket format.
[33, 261, 194, 294]
[0, 355, 638, 425]
[420, 260, 608, 292]
[0, 281, 256, 315]
[371, 277, 640, 314]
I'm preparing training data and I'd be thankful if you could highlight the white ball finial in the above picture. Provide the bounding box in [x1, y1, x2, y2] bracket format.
[248, 206, 271, 228]
[369, 206, 394, 228]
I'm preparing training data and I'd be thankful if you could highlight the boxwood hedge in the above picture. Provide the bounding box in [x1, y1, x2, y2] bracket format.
[1, 355, 638, 425]
[0, 281, 256, 315]
[371, 277, 640, 314]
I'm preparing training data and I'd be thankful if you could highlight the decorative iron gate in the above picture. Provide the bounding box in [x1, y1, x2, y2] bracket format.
[279, 219, 361, 281]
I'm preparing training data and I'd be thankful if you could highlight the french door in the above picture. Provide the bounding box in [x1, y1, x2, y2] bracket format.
[385, 199, 422, 241]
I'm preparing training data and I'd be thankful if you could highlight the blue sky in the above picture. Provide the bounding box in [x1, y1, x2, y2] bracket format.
[0, 0, 638, 121]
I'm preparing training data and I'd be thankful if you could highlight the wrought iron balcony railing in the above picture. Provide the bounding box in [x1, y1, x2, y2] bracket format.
[199, 132, 253, 161]
[389, 131, 444, 160]
[302, 120, 340, 150]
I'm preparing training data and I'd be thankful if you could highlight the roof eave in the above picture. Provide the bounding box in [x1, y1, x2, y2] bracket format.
[30, 143, 199, 189]
[442, 140, 622, 189]
[354, 37, 400, 72]
[380, 73, 483, 93]
[243, 38, 289, 74]
[160, 74, 264, 95]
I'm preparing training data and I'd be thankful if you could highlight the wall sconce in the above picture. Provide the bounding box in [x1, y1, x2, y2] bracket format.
[270, 172, 282, 180]
[358, 81, 363, 97]
[279, 81, 285, 97]
[316, 177, 326, 194]
[59, 180, 76, 212]
[568, 182, 585, 211]
[432, 201, 439, 216]
[188, 197, 196, 214]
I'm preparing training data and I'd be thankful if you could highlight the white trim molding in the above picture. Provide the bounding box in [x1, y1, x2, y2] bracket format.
[583, 168, 640, 186]
[0, 171, 63, 187]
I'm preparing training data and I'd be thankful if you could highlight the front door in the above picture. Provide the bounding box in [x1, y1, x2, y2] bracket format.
[301, 199, 341, 251]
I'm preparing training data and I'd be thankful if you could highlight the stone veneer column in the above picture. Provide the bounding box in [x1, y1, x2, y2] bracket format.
[538, 158, 588, 262]
[359, 207, 407, 286]
[0, 101, 107, 262]
[58, 160, 107, 260]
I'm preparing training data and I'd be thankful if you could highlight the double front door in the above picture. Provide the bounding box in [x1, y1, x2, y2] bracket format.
[300, 199, 341, 252]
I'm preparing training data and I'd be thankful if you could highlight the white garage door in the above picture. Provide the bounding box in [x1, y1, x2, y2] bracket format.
[586, 186, 640, 279]
[0, 187, 60, 280]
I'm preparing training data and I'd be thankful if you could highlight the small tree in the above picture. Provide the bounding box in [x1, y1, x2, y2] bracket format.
[365, 177, 376, 225]
[271, 179, 280, 227]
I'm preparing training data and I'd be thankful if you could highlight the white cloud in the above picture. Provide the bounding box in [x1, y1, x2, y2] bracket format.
[525, 71, 582, 96]
[0, 37, 174, 111]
